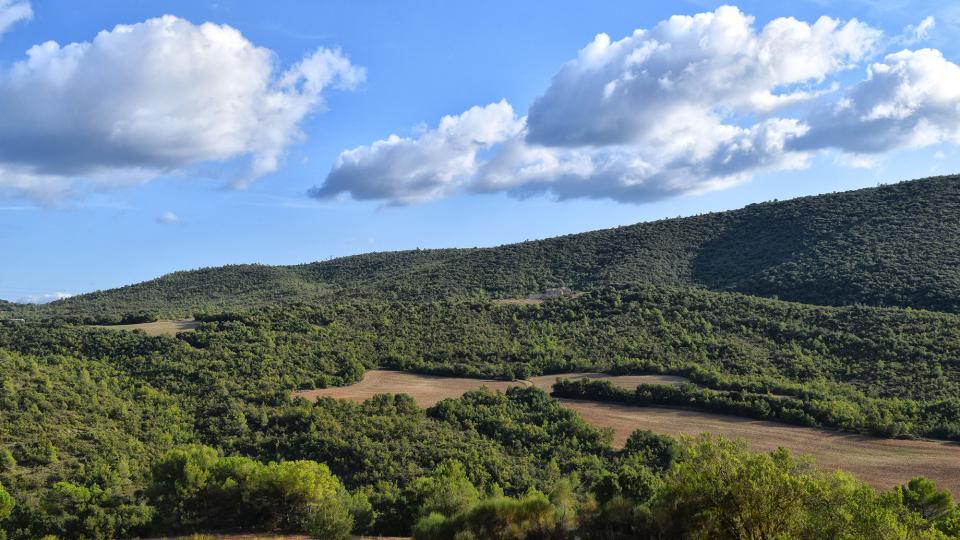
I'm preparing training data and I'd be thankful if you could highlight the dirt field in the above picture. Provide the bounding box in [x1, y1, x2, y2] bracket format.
[491, 298, 544, 306]
[293, 369, 686, 407]
[561, 400, 960, 494]
[151, 535, 407, 539]
[92, 319, 200, 337]
[297, 370, 960, 495]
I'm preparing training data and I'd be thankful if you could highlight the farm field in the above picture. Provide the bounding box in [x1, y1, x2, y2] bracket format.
[292, 369, 687, 406]
[301, 370, 960, 494]
[91, 318, 200, 336]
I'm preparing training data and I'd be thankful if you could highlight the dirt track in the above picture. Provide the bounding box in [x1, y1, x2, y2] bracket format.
[296, 370, 960, 495]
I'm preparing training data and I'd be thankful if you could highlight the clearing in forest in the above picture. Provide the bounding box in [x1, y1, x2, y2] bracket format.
[293, 369, 686, 407]
[297, 370, 960, 495]
[91, 318, 200, 337]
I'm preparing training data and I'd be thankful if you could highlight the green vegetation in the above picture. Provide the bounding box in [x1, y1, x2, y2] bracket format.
[5, 282, 960, 440]
[412, 436, 958, 540]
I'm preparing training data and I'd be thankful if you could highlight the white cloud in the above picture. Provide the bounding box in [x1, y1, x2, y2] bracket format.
[157, 211, 180, 224]
[525, 6, 878, 146]
[793, 48, 960, 155]
[312, 100, 522, 204]
[0, 0, 31, 38]
[18, 291, 72, 304]
[473, 118, 811, 203]
[314, 6, 876, 204]
[896, 16, 936, 45]
[0, 15, 364, 201]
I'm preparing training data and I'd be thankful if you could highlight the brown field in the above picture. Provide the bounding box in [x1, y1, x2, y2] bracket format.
[490, 298, 544, 306]
[91, 319, 200, 337]
[293, 369, 686, 407]
[297, 370, 960, 495]
[152, 535, 407, 540]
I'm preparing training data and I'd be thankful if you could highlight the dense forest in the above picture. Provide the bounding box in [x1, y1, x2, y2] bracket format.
[11, 174, 960, 319]
[1, 281, 960, 536]
[13, 284, 960, 438]
[4, 175, 960, 537]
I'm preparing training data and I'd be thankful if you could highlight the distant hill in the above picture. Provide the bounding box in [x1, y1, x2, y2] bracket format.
[28, 174, 960, 318]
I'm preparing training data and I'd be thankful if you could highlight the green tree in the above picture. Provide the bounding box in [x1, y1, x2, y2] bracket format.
[411, 461, 481, 519]
[898, 477, 954, 522]
[0, 482, 13, 521]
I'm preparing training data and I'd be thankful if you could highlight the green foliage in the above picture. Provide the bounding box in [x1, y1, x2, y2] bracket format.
[409, 435, 958, 540]
[410, 461, 481, 518]
[251, 388, 614, 534]
[653, 436, 948, 540]
[147, 446, 354, 538]
[0, 482, 13, 520]
[0, 349, 190, 539]
[622, 430, 677, 472]
[412, 490, 561, 540]
[899, 477, 955, 522]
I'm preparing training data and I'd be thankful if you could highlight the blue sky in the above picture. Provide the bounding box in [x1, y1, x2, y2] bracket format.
[1, 0, 959, 302]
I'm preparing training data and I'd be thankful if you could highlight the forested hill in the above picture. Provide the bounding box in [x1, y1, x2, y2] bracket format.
[27, 174, 960, 318]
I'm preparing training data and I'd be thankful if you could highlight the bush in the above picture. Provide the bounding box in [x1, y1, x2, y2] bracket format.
[147, 446, 354, 538]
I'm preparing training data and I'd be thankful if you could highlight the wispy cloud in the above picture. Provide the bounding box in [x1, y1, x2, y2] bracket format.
[0, 0, 31, 38]
[156, 211, 180, 225]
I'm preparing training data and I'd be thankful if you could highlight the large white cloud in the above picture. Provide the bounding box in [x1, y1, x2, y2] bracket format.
[312, 100, 522, 204]
[0, 15, 364, 200]
[793, 48, 960, 155]
[0, 0, 31, 38]
[313, 6, 885, 205]
[474, 118, 811, 203]
[525, 6, 878, 147]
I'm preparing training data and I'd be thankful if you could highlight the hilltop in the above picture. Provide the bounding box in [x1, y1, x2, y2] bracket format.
[28, 174, 960, 318]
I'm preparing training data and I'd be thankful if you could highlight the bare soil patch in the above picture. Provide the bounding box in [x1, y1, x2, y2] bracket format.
[152, 535, 407, 539]
[91, 319, 200, 337]
[297, 370, 960, 495]
[561, 400, 960, 494]
[293, 370, 687, 407]
[294, 370, 521, 407]
[491, 298, 544, 306]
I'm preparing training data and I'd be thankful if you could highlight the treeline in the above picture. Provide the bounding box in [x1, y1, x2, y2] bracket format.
[553, 378, 937, 439]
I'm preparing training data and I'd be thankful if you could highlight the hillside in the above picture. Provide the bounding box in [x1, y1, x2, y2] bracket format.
[29, 174, 960, 318]
[3, 282, 960, 537]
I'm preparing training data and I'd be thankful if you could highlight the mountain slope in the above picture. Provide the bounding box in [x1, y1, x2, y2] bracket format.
[32, 174, 960, 318]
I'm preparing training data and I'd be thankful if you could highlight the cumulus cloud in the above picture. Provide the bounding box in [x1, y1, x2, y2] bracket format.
[0, 0, 31, 38]
[0, 15, 364, 201]
[473, 118, 811, 203]
[313, 6, 883, 205]
[792, 48, 960, 155]
[156, 211, 180, 224]
[525, 6, 878, 146]
[311, 100, 522, 204]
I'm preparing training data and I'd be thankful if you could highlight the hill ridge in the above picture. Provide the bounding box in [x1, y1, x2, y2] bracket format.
[26, 173, 960, 318]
